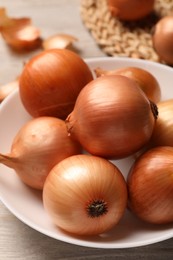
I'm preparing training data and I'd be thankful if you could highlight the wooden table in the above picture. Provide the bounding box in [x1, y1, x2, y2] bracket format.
[0, 1, 173, 259]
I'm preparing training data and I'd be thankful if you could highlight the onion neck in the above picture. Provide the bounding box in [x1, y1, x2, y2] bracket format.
[0, 153, 18, 169]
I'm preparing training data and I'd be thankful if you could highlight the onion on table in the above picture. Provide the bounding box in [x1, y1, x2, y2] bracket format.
[107, 0, 155, 21]
[152, 15, 173, 65]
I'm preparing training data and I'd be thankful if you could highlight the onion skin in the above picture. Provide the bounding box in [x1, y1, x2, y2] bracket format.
[127, 146, 173, 224]
[0, 8, 42, 52]
[0, 117, 81, 190]
[107, 0, 155, 21]
[0, 79, 19, 102]
[152, 16, 173, 65]
[150, 99, 173, 147]
[42, 33, 78, 50]
[43, 154, 127, 236]
[19, 49, 93, 119]
[66, 75, 157, 159]
[94, 66, 161, 103]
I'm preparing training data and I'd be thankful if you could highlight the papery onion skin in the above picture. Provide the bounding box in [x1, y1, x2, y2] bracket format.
[0, 117, 81, 190]
[0, 79, 19, 102]
[127, 146, 173, 224]
[107, 0, 155, 21]
[66, 75, 157, 159]
[152, 16, 173, 65]
[42, 33, 78, 50]
[43, 154, 127, 236]
[95, 66, 161, 103]
[19, 49, 93, 119]
[1, 17, 42, 51]
[150, 99, 173, 147]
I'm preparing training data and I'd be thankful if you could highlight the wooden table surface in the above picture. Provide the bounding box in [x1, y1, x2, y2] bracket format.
[0, 1, 173, 259]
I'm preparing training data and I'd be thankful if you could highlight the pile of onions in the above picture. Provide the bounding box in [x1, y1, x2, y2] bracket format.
[152, 16, 173, 65]
[43, 154, 127, 235]
[107, 0, 155, 21]
[66, 75, 158, 159]
[0, 116, 81, 190]
[127, 146, 173, 224]
[19, 49, 93, 119]
[94, 66, 161, 104]
[150, 99, 173, 147]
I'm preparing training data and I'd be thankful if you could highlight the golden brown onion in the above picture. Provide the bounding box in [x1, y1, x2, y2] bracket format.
[43, 154, 127, 235]
[0, 117, 81, 190]
[127, 146, 173, 224]
[152, 15, 173, 65]
[19, 49, 93, 119]
[150, 99, 173, 147]
[107, 0, 155, 21]
[94, 66, 161, 103]
[66, 75, 158, 159]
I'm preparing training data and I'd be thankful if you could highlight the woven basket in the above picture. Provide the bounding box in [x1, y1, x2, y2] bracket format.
[80, 0, 173, 63]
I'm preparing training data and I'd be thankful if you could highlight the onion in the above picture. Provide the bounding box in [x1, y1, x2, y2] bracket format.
[150, 99, 173, 147]
[0, 8, 41, 51]
[127, 146, 173, 224]
[19, 49, 93, 119]
[66, 75, 158, 159]
[152, 16, 173, 65]
[107, 0, 155, 21]
[43, 154, 127, 235]
[94, 66, 161, 103]
[0, 116, 81, 190]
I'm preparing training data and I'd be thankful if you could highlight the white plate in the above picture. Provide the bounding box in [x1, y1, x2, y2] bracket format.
[1, 57, 173, 249]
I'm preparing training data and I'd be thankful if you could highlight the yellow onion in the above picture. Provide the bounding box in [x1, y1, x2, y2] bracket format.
[66, 75, 158, 159]
[19, 49, 93, 119]
[43, 154, 127, 236]
[94, 66, 161, 103]
[0, 116, 81, 190]
[150, 99, 173, 147]
[152, 15, 173, 65]
[127, 146, 173, 224]
[107, 0, 155, 21]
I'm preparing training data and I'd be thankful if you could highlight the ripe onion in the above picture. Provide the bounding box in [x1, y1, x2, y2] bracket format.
[94, 66, 161, 103]
[19, 49, 93, 119]
[152, 16, 173, 65]
[150, 99, 173, 147]
[0, 116, 81, 190]
[107, 0, 155, 21]
[127, 146, 173, 224]
[43, 154, 127, 236]
[66, 75, 158, 159]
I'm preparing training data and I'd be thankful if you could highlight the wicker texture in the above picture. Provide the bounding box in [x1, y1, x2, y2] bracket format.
[80, 0, 173, 63]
